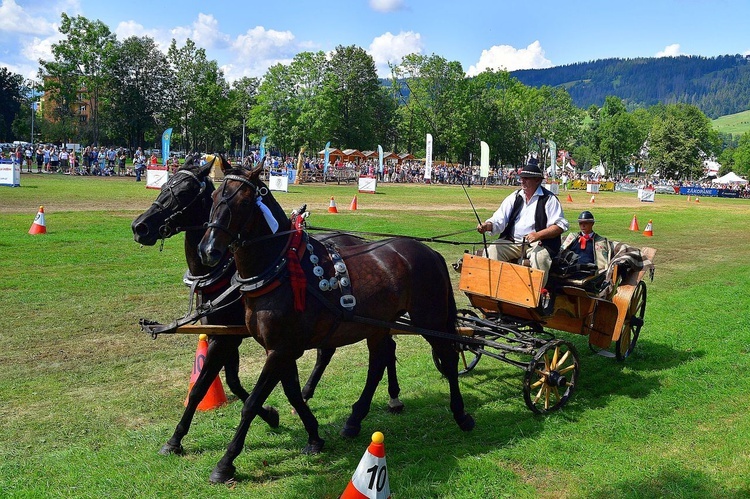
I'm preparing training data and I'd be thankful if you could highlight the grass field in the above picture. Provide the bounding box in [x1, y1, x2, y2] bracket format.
[2, 173, 750, 498]
[713, 109, 750, 136]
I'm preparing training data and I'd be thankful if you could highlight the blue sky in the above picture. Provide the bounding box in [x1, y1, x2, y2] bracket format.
[2, 0, 750, 82]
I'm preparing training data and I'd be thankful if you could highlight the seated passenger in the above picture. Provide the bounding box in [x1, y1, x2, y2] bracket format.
[559, 210, 610, 273]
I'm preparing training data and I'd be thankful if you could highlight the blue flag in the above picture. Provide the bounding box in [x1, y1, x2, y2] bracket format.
[378, 145, 383, 174]
[258, 136, 267, 167]
[324, 141, 330, 175]
[161, 128, 173, 166]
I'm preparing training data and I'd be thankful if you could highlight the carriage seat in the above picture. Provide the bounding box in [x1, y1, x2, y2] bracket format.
[549, 255, 610, 297]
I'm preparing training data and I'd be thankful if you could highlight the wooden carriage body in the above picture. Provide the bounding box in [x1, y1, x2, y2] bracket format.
[458, 249, 655, 349]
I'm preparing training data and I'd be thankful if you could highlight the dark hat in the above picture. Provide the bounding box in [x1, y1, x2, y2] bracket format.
[519, 163, 544, 178]
[578, 210, 595, 223]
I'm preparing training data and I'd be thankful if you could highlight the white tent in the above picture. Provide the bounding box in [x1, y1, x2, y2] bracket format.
[711, 172, 748, 185]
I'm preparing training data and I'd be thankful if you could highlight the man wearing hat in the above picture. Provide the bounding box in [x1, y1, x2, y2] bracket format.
[560, 210, 610, 272]
[477, 162, 568, 286]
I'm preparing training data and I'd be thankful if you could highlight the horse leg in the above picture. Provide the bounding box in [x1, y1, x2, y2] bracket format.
[300, 347, 336, 403]
[431, 341, 475, 432]
[209, 351, 291, 484]
[222, 337, 280, 428]
[278, 358, 324, 454]
[160, 338, 279, 456]
[160, 339, 227, 455]
[221, 336, 249, 400]
[340, 336, 390, 438]
[383, 336, 404, 413]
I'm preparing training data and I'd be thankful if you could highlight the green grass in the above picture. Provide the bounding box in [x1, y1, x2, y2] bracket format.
[713, 109, 750, 136]
[2, 174, 750, 498]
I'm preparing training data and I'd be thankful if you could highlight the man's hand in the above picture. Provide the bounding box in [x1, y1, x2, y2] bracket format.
[525, 231, 540, 243]
[477, 222, 492, 234]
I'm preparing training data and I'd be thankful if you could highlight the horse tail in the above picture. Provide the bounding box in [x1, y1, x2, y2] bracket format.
[434, 250, 458, 333]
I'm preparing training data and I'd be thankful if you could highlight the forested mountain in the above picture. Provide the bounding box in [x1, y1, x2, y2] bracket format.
[510, 55, 750, 119]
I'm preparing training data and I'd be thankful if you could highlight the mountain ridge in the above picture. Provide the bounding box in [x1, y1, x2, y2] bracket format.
[510, 54, 750, 119]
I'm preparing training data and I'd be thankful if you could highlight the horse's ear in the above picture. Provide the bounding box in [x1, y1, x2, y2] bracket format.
[219, 154, 232, 171]
[197, 158, 213, 177]
[249, 164, 264, 181]
[183, 155, 194, 168]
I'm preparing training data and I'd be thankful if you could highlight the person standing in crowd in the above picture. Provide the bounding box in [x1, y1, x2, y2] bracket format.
[59, 148, 69, 174]
[134, 147, 146, 181]
[35, 145, 44, 173]
[476, 162, 568, 287]
[43, 145, 51, 172]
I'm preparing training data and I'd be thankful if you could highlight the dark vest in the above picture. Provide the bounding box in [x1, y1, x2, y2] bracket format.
[573, 232, 596, 265]
[499, 187, 561, 255]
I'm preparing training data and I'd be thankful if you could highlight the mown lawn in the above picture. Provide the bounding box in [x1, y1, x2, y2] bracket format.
[1, 173, 749, 498]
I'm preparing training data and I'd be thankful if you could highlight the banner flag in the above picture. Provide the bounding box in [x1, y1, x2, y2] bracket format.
[324, 141, 331, 175]
[548, 140, 556, 179]
[425, 134, 433, 180]
[480, 141, 489, 178]
[258, 136, 267, 167]
[378, 145, 384, 174]
[161, 128, 173, 166]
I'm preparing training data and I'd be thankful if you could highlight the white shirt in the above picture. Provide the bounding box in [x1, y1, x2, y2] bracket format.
[485, 186, 569, 243]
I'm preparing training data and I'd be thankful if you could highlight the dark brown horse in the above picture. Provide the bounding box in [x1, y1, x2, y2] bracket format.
[198, 158, 474, 484]
[131, 157, 402, 456]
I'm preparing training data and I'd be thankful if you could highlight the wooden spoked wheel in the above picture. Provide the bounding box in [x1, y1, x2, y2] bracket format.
[616, 281, 647, 361]
[523, 339, 579, 414]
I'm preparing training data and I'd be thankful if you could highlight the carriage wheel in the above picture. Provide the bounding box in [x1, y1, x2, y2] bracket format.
[432, 310, 483, 375]
[523, 339, 579, 414]
[616, 281, 647, 361]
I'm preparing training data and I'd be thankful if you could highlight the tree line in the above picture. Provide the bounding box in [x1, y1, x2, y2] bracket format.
[1, 13, 750, 178]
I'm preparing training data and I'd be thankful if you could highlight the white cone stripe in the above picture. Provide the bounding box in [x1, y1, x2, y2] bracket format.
[34, 212, 45, 225]
[349, 452, 390, 499]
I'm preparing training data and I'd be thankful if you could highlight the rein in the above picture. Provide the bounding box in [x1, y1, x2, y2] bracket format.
[305, 226, 479, 245]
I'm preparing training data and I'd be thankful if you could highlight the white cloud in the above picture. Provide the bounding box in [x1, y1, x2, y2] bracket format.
[369, 0, 407, 13]
[656, 43, 683, 57]
[467, 40, 552, 76]
[224, 26, 298, 80]
[369, 31, 423, 77]
[0, 0, 56, 35]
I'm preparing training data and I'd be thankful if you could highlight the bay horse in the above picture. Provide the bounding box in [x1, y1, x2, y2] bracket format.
[198, 157, 474, 484]
[131, 156, 402, 457]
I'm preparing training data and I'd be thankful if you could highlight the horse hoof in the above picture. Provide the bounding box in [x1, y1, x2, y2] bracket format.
[339, 423, 361, 438]
[262, 406, 280, 428]
[302, 438, 324, 455]
[387, 398, 404, 414]
[458, 413, 476, 432]
[158, 442, 184, 455]
[209, 464, 236, 484]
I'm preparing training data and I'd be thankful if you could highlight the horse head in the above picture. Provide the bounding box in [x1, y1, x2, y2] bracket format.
[131, 155, 214, 245]
[199, 155, 290, 267]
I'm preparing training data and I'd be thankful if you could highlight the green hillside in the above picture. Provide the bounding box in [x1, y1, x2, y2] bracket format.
[713, 109, 750, 136]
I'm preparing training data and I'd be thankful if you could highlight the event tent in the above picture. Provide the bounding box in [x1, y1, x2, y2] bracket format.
[711, 171, 748, 184]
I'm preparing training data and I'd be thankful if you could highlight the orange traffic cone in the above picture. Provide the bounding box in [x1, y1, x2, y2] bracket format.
[629, 214, 639, 231]
[328, 196, 338, 213]
[566, 193, 573, 202]
[185, 334, 227, 411]
[643, 220, 653, 237]
[28, 206, 47, 234]
[350, 195, 358, 211]
[695, 197, 700, 203]
[341, 432, 391, 499]
[590, 195, 595, 204]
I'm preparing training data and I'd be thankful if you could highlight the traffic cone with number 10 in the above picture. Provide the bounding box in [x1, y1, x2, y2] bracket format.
[185, 334, 227, 411]
[340, 431, 391, 498]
